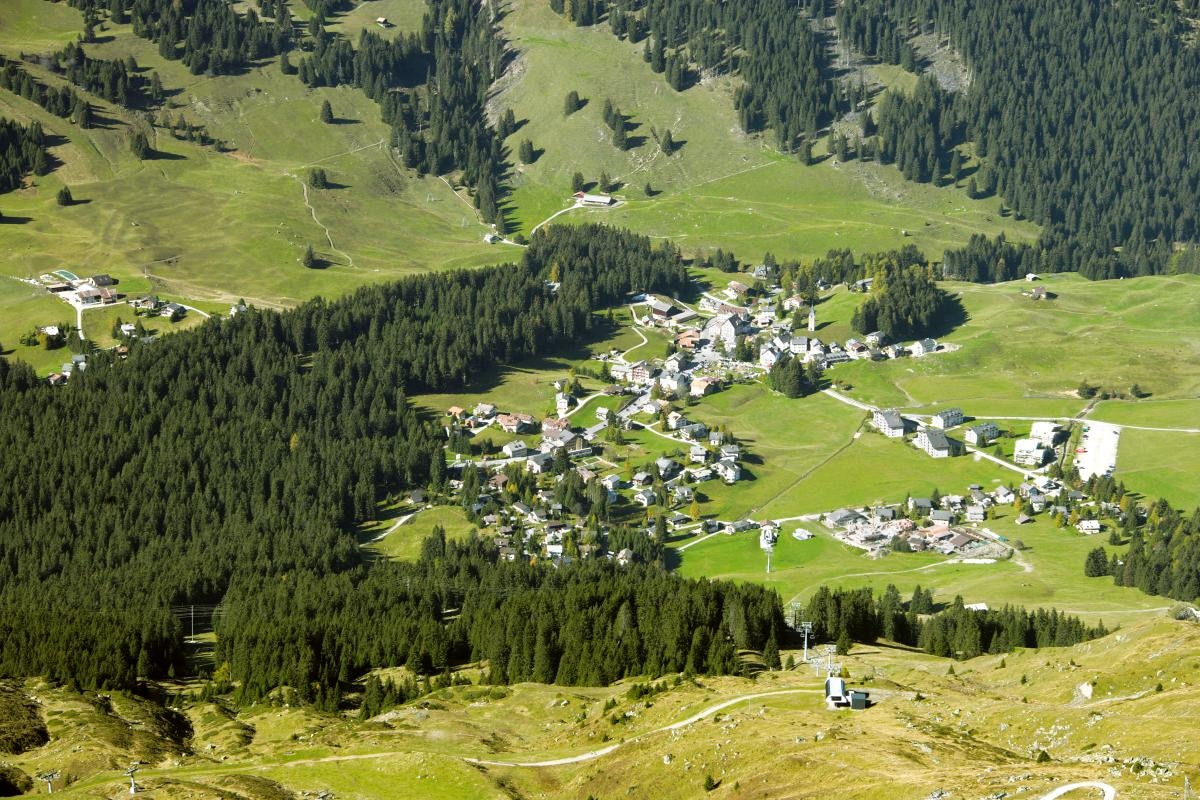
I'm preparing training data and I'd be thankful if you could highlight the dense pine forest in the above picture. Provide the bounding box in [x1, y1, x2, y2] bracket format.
[218, 532, 782, 704]
[838, 0, 1200, 278]
[0, 117, 49, 193]
[804, 585, 1108, 660]
[0, 225, 687, 692]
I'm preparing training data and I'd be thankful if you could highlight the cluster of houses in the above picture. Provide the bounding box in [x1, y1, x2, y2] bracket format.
[872, 406, 1062, 467]
[820, 470, 1108, 561]
[634, 280, 943, 376]
[129, 295, 187, 320]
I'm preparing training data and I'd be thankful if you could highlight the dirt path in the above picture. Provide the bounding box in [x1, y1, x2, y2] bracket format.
[289, 173, 354, 268]
[464, 688, 823, 768]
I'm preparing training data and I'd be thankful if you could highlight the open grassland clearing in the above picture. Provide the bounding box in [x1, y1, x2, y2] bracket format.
[1114, 429, 1200, 511]
[14, 617, 1200, 799]
[365, 505, 476, 561]
[496, 0, 1038, 258]
[835, 273, 1200, 416]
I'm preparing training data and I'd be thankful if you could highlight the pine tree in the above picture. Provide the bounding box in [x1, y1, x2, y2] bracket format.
[302, 244, 316, 268]
[563, 90, 581, 116]
[660, 128, 675, 155]
[320, 100, 334, 124]
[518, 138, 535, 164]
[130, 131, 150, 159]
[56, 186, 73, 206]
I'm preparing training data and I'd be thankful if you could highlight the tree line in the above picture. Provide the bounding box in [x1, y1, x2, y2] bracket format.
[837, 0, 1200, 279]
[217, 531, 782, 704]
[0, 58, 93, 128]
[0, 224, 687, 692]
[804, 585, 1108, 660]
[0, 117, 50, 193]
[58, 0, 290, 77]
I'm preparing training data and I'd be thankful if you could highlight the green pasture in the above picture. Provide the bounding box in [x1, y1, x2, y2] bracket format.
[1115, 429, 1200, 511]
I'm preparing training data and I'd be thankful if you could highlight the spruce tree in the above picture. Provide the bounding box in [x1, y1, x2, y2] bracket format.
[320, 100, 334, 124]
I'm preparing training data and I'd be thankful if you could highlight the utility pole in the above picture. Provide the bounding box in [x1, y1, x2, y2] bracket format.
[36, 770, 59, 794]
[799, 621, 813, 664]
[124, 764, 139, 795]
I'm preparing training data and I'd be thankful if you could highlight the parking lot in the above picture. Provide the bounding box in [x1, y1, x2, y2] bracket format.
[1075, 421, 1120, 481]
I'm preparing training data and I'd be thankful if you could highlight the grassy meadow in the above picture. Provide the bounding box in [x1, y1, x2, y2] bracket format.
[496, 1, 1039, 258]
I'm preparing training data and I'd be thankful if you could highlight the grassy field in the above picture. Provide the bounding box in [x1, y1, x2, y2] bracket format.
[366, 505, 478, 561]
[830, 273, 1200, 415]
[14, 615, 1200, 800]
[1115, 429, 1200, 511]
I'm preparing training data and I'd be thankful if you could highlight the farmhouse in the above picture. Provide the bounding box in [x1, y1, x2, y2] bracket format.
[911, 338, 938, 357]
[690, 376, 720, 397]
[525, 452, 553, 474]
[574, 191, 615, 206]
[658, 372, 689, 397]
[648, 298, 675, 318]
[915, 427, 957, 458]
[474, 402, 498, 419]
[872, 408, 907, 438]
[826, 508, 866, 528]
[930, 407, 964, 429]
[1077, 519, 1102, 534]
[964, 422, 999, 445]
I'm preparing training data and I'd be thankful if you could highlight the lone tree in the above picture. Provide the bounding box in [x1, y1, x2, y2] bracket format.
[308, 167, 329, 189]
[319, 100, 334, 124]
[563, 90, 581, 116]
[130, 131, 150, 159]
[302, 244, 317, 268]
[56, 186, 73, 206]
[517, 138, 535, 164]
[571, 171, 585, 192]
[1084, 546, 1110, 577]
[660, 128, 675, 155]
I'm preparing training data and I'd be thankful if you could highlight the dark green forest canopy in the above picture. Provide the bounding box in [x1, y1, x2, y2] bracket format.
[0, 225, 686, 691]
[838, 0, 1200, 278]
[0, 116, 49, 193]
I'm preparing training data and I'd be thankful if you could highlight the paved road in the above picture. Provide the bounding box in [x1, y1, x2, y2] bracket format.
[464, 688, 823, 768]
[1038, 781, 1116, 800]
